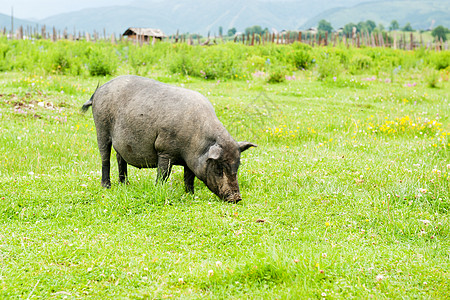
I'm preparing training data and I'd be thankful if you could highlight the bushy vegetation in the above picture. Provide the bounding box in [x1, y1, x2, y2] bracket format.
[0, 37, 449, 298]
[432, 25, 450, 42]
[1, 36, 449, 83]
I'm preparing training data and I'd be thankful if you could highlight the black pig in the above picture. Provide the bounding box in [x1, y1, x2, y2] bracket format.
[81, 75, 256, 203]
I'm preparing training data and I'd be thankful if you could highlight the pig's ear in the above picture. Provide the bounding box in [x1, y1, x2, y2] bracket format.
[238, 142, 257, 152]
[208, 144, 222, 160]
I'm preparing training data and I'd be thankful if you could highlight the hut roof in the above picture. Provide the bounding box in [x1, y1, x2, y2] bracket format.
[123, 27, 166, 38]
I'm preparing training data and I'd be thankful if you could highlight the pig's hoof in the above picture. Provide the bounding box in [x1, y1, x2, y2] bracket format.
[101, 181, 111, 189]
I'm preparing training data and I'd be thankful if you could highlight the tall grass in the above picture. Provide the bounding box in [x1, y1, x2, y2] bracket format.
[1, 37, 449, 81]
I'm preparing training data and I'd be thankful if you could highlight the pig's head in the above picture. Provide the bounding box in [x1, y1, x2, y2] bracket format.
[205, 141, 256, 203]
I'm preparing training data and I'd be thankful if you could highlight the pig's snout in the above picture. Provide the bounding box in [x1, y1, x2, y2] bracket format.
[225, 193, 242, 203]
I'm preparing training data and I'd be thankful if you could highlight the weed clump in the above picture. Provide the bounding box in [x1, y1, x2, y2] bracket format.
[88, 47, 118, 76]
[267, 66, 287, 83]
[424, 68, 440, 88]
[317, 52, 342, 80]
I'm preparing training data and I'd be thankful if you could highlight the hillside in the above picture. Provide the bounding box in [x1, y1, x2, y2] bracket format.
[16, 0, 370, 35]
[0, 13, 40, 33]
[301, 0, 450, 30]
[1, 0, 449, 36]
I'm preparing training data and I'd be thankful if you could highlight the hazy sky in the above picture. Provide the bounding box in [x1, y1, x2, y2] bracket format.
[1, 0, 133, 20]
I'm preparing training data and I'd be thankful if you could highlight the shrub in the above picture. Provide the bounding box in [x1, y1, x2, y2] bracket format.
[289, 49, 312, 69]
[168, 52, 194, 76]
[245, 55, 266, 73]
[325, 47, 350, 67]
[194, 45, 246, 80]
[316, 52, 342, 80]
[349, 54, 372, 74]
[267, 66, 287, 83]
[6, 40, 43, 72]
[288, 42, 313, 69]
[128, 45, 156, 75]
[168, 43, 247, 80]
[432, 51, 450, 70]
[45, 46, 74, 74]
[0, 40, 9, 71]
[88, 47, 118, 76]
[425, 68, 440, 88]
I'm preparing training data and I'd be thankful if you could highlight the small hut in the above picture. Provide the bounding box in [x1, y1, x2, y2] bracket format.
[122, 27, 166, 43]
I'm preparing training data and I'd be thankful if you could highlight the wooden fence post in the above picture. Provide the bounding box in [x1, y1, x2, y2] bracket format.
[352, 27, 356, 46]
[403, 33, 406, 49]
[17, 26, 23, 40]
[393, 32, 397, 49]
[51, 27, 56, 41]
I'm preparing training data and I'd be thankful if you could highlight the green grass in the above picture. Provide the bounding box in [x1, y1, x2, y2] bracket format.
[0, 41, 449, 299]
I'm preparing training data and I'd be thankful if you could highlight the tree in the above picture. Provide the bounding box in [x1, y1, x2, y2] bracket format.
[244, 25, 269, 36]
[318, 19, 333, 33]
[343, 23, 357, 36]
[402, 22, 413, 32]
[227, 27, 236, 37]
[357, 21, 368, 33]
[431, 25, 449, 42]
[389, 20, 399, 31]
[218, 26, 223, 36]
[354, 20, 377, 34]
[366, 20, 377, 33]
[245, 25, 262, 35]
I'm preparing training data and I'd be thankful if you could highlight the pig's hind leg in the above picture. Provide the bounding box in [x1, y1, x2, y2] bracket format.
[97, 134, 112, 188]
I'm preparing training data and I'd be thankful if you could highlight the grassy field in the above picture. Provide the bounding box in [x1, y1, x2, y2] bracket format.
[0, 40, 449, 299]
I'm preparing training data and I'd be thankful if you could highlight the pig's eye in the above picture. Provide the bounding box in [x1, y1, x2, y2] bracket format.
[214, 165, 223, 176]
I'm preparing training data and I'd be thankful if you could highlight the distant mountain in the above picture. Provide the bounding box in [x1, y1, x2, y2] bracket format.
[0, 13, 40, 33]
[1, 0, 448, 36]
[25, 0, 371, 35]
[301, 0, 450, 30]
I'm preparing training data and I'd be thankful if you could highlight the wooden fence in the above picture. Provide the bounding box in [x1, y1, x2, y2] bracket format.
[2, 25, 449, 51]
